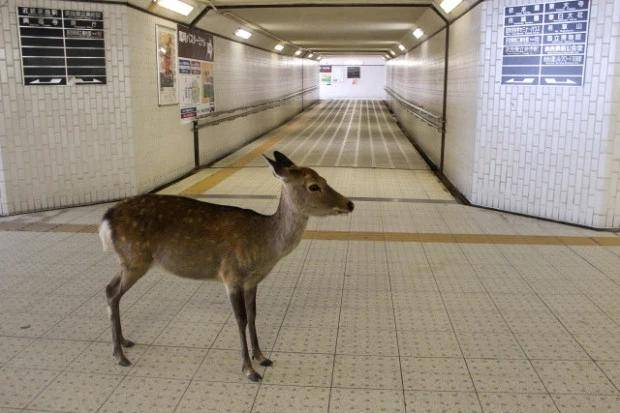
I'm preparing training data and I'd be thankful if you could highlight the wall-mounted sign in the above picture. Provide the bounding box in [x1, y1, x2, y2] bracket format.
[347, 66, 361, 79]
[18, 7, 106, 86]
[156, 25, 177, 106]
[502, 0, 590, 86]
[177, 25, 215, 120]
[320, 65, 332, 85]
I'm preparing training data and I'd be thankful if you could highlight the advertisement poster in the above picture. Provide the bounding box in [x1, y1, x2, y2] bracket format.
[320, 65, 332, 85]
[156, 25, 177, 105]
[177, 25, 215, 120]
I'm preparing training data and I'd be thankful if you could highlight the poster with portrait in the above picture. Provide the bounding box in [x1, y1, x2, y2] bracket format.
[177, 25, 215, 120]
[156, 25, 178, 106]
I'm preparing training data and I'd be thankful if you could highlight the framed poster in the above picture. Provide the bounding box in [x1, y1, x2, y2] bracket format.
[156, 25, 177, 105]
[320, 65, 332, 85]
[177, 25, 215, 120]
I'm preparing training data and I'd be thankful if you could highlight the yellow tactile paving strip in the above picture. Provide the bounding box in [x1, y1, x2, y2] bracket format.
[0, 221, 617, 246]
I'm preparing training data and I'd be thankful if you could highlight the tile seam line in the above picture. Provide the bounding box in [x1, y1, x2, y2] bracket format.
[2, 225, 620, 246]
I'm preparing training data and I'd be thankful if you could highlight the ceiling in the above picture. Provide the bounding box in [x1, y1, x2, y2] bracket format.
[125, 1, 478, 58]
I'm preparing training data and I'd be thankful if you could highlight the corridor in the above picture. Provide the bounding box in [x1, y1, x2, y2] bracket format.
[1, 99, 620, 412]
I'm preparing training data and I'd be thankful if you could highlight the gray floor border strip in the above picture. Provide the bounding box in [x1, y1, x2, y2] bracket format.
[188, 194, 458, 204]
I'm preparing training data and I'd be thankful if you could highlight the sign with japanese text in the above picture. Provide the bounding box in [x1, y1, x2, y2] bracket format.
[502, 0, 590, 86]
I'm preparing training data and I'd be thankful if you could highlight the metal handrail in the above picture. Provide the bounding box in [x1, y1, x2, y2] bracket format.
[196, 86, 319, 129]
[384, 87, 444, 130]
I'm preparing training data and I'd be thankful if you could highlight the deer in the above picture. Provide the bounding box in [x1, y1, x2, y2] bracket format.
[99, 151, 354, 381]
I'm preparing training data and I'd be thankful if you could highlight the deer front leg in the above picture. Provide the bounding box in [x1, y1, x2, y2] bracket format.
[227, 287, 262, 382]
[244, 286, 272, 367]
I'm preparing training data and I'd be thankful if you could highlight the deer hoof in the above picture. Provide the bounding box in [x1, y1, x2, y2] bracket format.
[246, 371, 262, 382]
[121, 338, 135, 348]
[259, 358, 273, 367]
[115, 354, 132, 367]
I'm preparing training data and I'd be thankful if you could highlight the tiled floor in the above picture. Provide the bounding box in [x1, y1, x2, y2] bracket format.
[1, 99, 620, 412]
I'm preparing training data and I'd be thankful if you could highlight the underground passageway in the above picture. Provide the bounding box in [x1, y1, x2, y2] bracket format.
[1, 0, 620, 412]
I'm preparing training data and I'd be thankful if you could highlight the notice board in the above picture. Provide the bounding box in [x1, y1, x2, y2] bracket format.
[18, 6, 106, 86]
[177, 25, 215, 120]
[502, 0, 590, 86]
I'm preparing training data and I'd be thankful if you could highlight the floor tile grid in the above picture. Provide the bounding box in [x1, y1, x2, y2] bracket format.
[272, 100, 345, 166]
[416, 241, 485, 412]
[251, 238, 315, 412]
[381, 238, 413, 412]
[0, 283, 133, 410]
[298, 100, 352, 167]
[269, 100, 348, 168]
[453, 241, 565, 412]
[3, 266, 205, 410]
[15, 270, 189, 411]
[325, 239, 350, 412]
[313, 100, 356, 167]
[485, 243, 620, 399]
[332, 99, 358, 167]
[91, 275, 223, 413]
[503, 245, 620, 342]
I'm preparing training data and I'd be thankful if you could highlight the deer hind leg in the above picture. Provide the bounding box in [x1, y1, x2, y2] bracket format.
[227, 286, 262, 382]
[106, 264, 148, 366]
[244, 286, 272, 367]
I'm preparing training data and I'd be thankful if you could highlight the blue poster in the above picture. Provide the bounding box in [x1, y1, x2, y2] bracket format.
[502, 0, 590, 86]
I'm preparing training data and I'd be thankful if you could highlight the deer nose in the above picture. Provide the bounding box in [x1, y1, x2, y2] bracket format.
[347, 201, 355, 212]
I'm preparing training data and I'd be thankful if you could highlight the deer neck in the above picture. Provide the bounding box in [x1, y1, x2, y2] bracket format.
[268, 186, 308, 258]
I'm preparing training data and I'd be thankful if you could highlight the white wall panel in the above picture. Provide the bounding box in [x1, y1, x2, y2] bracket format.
[386, 30, 446, 167]
[0, 0, 135, 215]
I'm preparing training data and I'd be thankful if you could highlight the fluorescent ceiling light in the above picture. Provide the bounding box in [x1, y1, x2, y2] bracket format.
[294, 50, 302, 56]
[398, 44, 406, 51]
[234, 28, 252, 39]
[412, 28, 424, 39]
[440, 0, 463, 13]
[274, 44, 284, 51]
[156, 0, 193, 16]
[389, 50, 396, 56]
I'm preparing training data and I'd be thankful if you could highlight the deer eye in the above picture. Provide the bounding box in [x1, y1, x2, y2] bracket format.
[308, 184, 321, 192]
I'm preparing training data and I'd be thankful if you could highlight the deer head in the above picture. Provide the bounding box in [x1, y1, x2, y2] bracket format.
[264, 151, 354, 216]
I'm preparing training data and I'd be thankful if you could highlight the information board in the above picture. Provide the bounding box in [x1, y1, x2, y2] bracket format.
[502, 0, 590, 86]
[18, 7, 106, 85]
[177, 25, 215, 120]
[347, 66, 360, 79]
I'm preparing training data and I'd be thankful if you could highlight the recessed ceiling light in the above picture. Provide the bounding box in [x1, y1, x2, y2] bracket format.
[308, 53, 314, 58]
[234, 28, 252, 39]
[294, 50, 302, 56]
[389, 50, 396, 56]
[412, 28, 424, 39]
[398, 44, 406, 51]
[155, 0, 193, 16]
[385, 54, 390, 59]
[274, 44, 284, 51]
[440, 0, 463, 13]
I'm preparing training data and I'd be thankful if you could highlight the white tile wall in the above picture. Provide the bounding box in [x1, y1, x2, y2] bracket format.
[473, 0, 620, 229]
[0, 1, 319, 215]
[197, 39, 318, 165]
[386, 30, 446, 167]
[387, 0, 620, 229]
[0, 0, 135, 215]
[127, 9, 194, 193]
[443, 5, 484, 200]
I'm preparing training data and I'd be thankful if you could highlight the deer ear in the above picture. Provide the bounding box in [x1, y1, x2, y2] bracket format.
[263, 154, 291, 180]
[273, 151, 295, 168]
